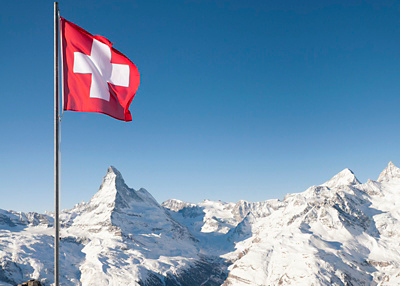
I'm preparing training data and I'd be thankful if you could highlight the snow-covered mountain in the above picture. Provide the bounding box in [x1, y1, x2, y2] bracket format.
[1, 163, 400, 285]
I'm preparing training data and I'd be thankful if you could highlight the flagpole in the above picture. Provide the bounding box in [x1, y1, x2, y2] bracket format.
[54, 2, 60, 286]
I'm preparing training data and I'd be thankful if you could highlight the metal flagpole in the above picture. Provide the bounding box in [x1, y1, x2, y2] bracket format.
[54, 2, 60, 286]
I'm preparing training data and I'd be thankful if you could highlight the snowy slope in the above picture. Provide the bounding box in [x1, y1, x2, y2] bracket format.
[1, 163, 400, 285]
[220, 163, 400, 285]
[0, 167, 227, 286]
[164, 163, 400, 285]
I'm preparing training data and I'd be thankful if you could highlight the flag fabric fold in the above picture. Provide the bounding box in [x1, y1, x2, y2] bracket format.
[60, 17, 140, 121]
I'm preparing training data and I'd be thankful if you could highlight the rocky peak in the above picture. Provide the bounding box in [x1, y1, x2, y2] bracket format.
[93, 166, 147, 208]
[321, 168, 360, 189]
[377, 161, 400, 182]
[71, 166, 163, 233]
[89, 167, 121, 208]
[101, 166, 125, 188]
[162, 199, 195, 212]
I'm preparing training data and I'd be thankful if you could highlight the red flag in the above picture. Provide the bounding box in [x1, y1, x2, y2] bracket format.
[60, 17, 140, 121]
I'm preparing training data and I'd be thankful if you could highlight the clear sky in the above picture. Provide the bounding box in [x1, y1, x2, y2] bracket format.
[1, 0, 400, 213]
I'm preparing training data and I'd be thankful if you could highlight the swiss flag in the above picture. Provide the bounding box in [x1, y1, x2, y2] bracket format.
[61, 17, 140, 121]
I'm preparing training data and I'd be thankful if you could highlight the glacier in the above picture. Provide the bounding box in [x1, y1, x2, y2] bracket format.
[1, 163, 400, 285]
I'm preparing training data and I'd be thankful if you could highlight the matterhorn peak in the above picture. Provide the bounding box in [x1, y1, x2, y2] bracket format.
[377, 161, 400, 182]
[321, 168, 360, 189]
[100, 165, 129, 192]
[107, 165, 121, 175]
[104, 165, 124, 181]
[87, 166, 145, 211]
[99, 166, 162, 209]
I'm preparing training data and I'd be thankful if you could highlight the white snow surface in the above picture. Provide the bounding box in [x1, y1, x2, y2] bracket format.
[2, 163, 400, 285]
[321, 168, 360, 188]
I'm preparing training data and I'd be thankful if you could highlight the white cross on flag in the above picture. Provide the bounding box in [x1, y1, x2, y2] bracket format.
[61, 18, 140, 121]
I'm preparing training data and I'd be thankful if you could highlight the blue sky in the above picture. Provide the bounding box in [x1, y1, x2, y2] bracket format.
[1, 0, 400, 213]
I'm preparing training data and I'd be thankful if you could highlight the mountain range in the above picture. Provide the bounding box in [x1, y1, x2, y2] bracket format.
[0, 162, 400, 285]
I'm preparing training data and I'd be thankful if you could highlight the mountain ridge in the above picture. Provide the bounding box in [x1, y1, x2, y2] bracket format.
[0, 162, 399, 285]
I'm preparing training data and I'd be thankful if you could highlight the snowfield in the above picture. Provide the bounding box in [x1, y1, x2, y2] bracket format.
[1, 163, 400, 285]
